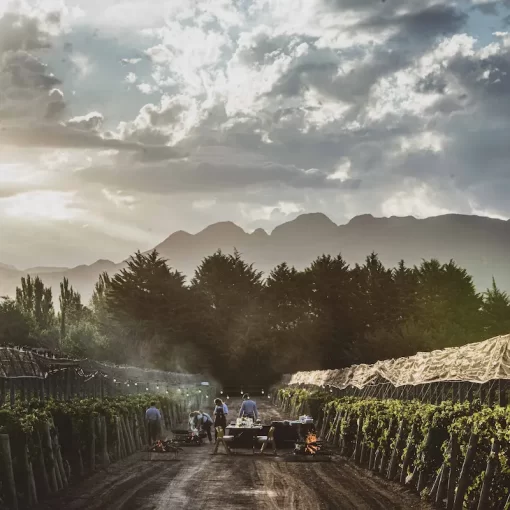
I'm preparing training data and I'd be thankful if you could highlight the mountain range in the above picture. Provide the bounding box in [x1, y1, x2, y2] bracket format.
[1, 212, 509, 304]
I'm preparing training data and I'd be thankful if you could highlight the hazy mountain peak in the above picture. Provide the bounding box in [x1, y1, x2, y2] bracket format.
[252, 228, 268, 237]
[0, 262, 18, 271]
[272, 212, 337, 235]
[347, 214, 377, 225]
[2, 213, 510, 307]
[198, 221, 246, 237]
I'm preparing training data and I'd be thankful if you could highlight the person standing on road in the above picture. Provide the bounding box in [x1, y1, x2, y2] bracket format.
[239, 394, 258, 420]
[213, 398, 228, 439]
[145, 401, 162, 444]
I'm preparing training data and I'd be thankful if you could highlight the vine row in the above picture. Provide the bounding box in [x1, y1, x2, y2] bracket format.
[0, 390, 200, 509]
[275, 387, 510, 510]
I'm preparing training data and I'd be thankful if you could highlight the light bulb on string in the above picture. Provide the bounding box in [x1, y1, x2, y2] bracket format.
[226, 395, 229, 400]
[268, 395, 270, 398]
[134, 382, 138, 386]
[113, 379, 117, 383]
[261, 390, 265, 394]
[156, 386, 159, 390]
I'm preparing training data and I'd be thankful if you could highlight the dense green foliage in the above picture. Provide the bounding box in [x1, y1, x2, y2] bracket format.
[0, 391, 189, 507]
[278, 388, 510, 509]
[1, 249, 510, 385]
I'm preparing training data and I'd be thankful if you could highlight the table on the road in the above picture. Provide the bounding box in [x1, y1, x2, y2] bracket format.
[225, 425, 267, 452]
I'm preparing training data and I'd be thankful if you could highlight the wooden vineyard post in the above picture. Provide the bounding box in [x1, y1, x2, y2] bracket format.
[100, 416, 110, 468]
[388, 418, 407, 481]
[417, 428, 434, 492]
[0, 434, 19, 510]
[320, 406, 331, 440]
[133, 415, 141, 451]
[400, 423, 417, 485]
[477, 439, 499, 510]
[51, 423, 68, 488]
[121, 416, 133, 455]
[326, 409, 339, 443]
[33, 429, 50, 498]
[89, 415, 96, 473]
[42, 421, 59, 493]
[429, 464, 444, 502]
[435, 451, 449, 505]
[333, 411, 344, 446]
[22, 437, 38, 506]
[354, 415, 364, 464]
[379, 418, 395, 475]
[453, 432, 478, 510]
[115, 416, 125, 459]
[447, 433, 459, 510]
[10, 380, 15, 406]
[123, 415, 136, 454]
[71, 419, 85, 478]
[0, 379, 5, 406]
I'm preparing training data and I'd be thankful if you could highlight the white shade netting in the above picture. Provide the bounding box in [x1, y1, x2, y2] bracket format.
[287, 334, 510, 390]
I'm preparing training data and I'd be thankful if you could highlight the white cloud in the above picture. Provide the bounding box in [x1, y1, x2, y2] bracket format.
[125, 72, 137, 84]
[101, 188, 137, 208]
[327, 158, 351, 182]
[381, 184, 453, 218]
[70, 52, 94, 77]
[1, 190, 85, 221]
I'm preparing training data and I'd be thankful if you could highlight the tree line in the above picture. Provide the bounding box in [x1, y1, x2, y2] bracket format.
[1, 249, 510, 386]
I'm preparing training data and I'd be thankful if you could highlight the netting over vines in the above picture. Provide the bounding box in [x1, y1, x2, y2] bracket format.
[286, 334, 510, 389]
[0, 346, 204, 385]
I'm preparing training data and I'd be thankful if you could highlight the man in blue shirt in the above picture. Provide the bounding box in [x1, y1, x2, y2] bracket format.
[239, 394, 258, 420]
[145, 402, 162, 444]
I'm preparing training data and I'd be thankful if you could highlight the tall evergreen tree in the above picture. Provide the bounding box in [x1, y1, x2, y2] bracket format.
[304, 254, 362, 368]
[59, 277, 83, 340]
[481, 278, 510, 338]
[16, 275, 55, 330]
[191, 249, 270, 384]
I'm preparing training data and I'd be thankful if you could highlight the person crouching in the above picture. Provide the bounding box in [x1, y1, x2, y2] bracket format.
[190, 410, 214, 443]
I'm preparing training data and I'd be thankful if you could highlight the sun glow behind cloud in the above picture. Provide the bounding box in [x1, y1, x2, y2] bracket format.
[1, 190, 85, 221]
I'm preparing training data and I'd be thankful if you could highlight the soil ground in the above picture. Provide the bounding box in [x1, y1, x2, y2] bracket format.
[38, 399, 432, 510]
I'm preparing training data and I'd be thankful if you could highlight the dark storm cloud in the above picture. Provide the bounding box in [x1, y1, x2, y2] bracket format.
[357, 5, 468, 40]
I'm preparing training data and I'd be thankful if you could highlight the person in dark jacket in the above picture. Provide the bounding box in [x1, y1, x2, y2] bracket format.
[213, 398, 228, 439]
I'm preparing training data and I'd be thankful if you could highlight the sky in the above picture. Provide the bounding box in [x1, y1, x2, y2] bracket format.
[1, 0, 510, 268]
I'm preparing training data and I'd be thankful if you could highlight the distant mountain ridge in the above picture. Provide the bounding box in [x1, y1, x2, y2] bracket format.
[1, 212, 509, 304]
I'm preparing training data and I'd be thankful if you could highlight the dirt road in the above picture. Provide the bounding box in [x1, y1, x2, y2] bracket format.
[39, 400, 431, 510]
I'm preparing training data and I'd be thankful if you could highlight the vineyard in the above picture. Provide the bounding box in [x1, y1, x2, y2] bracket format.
[274, 334, 510, 510]
[0, 347, 208, 509]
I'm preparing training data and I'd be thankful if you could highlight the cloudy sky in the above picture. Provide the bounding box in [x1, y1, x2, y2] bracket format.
[1, 0, 510, 268]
